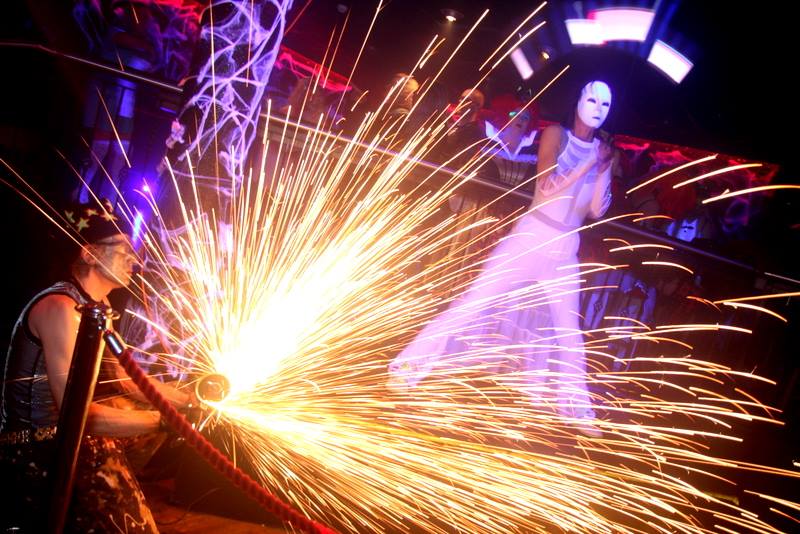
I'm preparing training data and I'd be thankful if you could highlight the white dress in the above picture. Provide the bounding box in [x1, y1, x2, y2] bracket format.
[390, 129, 612, 402]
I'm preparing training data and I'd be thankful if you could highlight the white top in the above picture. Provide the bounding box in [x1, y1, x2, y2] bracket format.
[513, 129, 611, 259]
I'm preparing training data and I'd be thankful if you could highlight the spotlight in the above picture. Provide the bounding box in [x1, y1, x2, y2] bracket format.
[441, 8, 462, 23]
[541, 50, 550, 60]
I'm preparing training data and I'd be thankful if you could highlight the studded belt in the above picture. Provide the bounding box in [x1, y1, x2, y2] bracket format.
[0, 425, 57, 445]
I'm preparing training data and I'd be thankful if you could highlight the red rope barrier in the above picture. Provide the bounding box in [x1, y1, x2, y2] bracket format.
[108, 338, 337, 534]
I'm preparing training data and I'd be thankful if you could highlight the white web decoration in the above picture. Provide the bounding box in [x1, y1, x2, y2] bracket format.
[179, 0, 294, 187]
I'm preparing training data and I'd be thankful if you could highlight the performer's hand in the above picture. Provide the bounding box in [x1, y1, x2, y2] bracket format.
[387, 375, 410, 392]
[178, 400, 207, 428]
[596, 137, 614, 172]
[184, 389, 200, 409]
[387, 362, 416, 392]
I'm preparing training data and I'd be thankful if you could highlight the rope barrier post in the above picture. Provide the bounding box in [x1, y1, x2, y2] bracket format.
[48, 303, 115, 533]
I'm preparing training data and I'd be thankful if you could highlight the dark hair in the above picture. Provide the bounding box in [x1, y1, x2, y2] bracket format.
[560, 80, 613, 138]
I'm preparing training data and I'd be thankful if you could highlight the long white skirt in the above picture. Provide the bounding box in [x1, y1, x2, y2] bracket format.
[390, 212, 592, 404]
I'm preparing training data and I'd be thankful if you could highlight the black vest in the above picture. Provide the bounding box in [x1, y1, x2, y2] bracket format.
[1, 280, 91, 432]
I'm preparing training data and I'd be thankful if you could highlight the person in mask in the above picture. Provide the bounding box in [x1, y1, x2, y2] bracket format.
[389, 81, 615, 438]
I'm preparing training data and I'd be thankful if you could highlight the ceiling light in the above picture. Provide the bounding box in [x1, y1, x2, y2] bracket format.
[441, 8, 462, 23]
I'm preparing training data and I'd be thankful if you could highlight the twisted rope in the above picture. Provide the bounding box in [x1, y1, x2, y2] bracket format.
[109, 338, 337, 534]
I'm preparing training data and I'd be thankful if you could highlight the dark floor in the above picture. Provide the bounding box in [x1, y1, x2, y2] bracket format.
[144, 480, 289, 534]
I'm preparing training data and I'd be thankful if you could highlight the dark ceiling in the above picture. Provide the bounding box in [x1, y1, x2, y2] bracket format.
[283, 0, 795, 174]
[0, 0, 795, 173]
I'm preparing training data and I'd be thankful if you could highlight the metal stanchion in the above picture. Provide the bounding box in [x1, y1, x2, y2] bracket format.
[47, 303, 116, 533]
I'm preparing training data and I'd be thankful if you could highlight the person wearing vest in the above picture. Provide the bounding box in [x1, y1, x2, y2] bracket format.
[1, 198, 190, 532]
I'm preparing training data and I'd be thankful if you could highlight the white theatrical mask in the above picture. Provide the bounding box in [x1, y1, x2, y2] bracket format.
[576, 81, 612, 129]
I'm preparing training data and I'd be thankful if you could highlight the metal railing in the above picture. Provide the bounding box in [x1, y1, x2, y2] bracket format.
[6, 42, 798, 413]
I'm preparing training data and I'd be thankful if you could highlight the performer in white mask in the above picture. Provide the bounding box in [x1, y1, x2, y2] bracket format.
[390, 81, 614, 437]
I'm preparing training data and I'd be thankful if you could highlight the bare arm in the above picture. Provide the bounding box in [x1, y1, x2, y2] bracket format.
[30, 295, 161, 438]
[535, 125, 598, 198]
[108, 357, 190, 409]
[85, 403, 160, 437]
[588, 167, 612, 218]
[588, 140, 615, 218]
